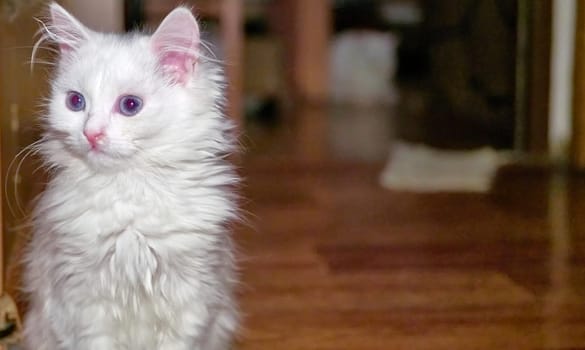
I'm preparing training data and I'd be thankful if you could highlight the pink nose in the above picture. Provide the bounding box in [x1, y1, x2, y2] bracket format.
[84, 130, 105, 148]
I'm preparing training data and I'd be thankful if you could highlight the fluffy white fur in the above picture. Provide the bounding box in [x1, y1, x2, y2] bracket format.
[23, 3, 239, 349]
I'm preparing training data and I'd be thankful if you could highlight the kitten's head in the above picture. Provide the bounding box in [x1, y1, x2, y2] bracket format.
[40, 3, 227, 172]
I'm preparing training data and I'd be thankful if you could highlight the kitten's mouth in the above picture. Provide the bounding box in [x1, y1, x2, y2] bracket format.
[86, 144, 105, 154]
[83, 142, 110, 158]
[82, 146, 121, 170]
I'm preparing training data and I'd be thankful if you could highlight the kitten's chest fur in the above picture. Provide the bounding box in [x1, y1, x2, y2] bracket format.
[33, 167, 232, 300]
[24, 161, 238, 349]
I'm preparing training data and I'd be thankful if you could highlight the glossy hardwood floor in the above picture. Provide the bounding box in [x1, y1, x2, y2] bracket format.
[234, 107, 585, 349]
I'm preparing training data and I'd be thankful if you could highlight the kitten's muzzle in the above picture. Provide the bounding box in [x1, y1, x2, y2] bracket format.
[84, 130, 105, 149]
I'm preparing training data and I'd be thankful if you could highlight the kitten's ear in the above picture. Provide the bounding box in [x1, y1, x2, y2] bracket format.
[47, 2, 91, 53]
[151, 7, 200, 84]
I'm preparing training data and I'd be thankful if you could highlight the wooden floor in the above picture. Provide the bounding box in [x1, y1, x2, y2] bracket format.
[234, 110, 585, 349]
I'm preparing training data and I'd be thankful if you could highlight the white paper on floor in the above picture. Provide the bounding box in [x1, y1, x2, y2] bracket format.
[379, 141, 511, 193]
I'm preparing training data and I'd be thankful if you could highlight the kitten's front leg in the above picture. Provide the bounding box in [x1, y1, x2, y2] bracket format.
[157, 307, 236, 350]
[158, 338, 193, 350]
[158, 325, 204, 350]
[23, 303, 59, 350]
[68, 303, 118, 350]
[157, 307, 220, 350]
[75, 336, 117, 350]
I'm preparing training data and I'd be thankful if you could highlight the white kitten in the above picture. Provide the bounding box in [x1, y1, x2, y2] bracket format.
[23, 3, 239, 349]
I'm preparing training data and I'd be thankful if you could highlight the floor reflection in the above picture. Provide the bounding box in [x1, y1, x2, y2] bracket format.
[544, 172, 571, 348]
[238, 105, 585, 349]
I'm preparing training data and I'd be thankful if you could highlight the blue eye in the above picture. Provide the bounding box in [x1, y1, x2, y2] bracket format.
[119, 95, 143, 117]
[66, 91, 85, 111]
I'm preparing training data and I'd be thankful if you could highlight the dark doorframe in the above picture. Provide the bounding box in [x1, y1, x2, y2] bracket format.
[515, 0, 552, 155]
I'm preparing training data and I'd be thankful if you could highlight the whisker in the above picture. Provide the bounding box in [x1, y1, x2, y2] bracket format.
[31, 20, 52, 72]
[25, 59, 57, 68]
[5, 141, 40, 218]
[6, 220, 34, 232]
[14, 144, 42, 217]
[198, 40, 224, 65]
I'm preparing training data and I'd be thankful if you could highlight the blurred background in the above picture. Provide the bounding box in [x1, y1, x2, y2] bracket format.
[3, 0, 585, 348]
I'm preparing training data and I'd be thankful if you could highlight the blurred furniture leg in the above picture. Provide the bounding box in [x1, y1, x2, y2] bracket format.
[220, 0, 244, 124]
[572, 0, 585, 168]
[271, 0, 331, 104]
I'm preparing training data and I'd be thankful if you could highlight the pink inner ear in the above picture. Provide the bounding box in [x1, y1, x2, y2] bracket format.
[160, 52, 195, 78]
[152, 8, 200, 84]
[162, 52, 189, 67]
